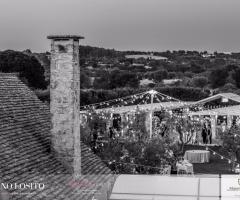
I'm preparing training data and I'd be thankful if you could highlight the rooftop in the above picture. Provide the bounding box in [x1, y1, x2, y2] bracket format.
[195, 93, 240, 104]
[0, 73, 113, 199]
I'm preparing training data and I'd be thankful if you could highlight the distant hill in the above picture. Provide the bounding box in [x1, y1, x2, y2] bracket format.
[79, 45, 124, 58]
[2, 46, 240, 104]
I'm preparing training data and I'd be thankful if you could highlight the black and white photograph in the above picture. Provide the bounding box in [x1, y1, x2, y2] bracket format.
[0, 0, 240, 199]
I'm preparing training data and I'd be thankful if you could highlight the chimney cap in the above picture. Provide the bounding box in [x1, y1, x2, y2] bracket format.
[47, 35, 84, 40]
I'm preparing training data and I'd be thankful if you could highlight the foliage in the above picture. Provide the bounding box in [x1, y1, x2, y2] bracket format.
[80, 124, 92, 145]
[222, 125, 240, 164]
[80, 71, 91, 89]
[124, 109, 148, 142]
[221, 83, 237, 93]
[84, 110, 110, 131]
[80, 87, 210, 106]
[192, 76, 208, 88]
[232, 67, 240, 88]
[209, 67, 229, 88]
[93, 69, 139, 89]
[190, 63, 205, 73]
[36, 85, 210, 111]
[153, 112, 174, 137]
[79, 45, 124, 58]
[154, 87, 210, 101]
[0, 50, 47, 89]
[97, 137, 176, 174]
[153, 111, 202, 154]
[79, 109, 181, 174]
[145, 70, 168, 82]
[175, 115, 202, 153]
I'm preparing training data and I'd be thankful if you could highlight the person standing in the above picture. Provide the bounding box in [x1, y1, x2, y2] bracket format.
[109, 127, 114, 139]
[201, 124, 207, 144]
[208, 124, 212, 144]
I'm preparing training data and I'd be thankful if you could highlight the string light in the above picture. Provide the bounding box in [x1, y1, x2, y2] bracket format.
[81, 89, 183, 112]
[206, 147, 240, 167]
[82, 90, 240, 171]
[104, 159, 171, 172]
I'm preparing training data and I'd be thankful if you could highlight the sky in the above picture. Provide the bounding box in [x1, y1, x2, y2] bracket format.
[0, 0, 240, 52]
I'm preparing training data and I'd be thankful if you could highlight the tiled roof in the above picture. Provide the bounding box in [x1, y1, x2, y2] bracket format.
[0, 73, 113, 200]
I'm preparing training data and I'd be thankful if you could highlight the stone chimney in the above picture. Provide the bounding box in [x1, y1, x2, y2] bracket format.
[47, 35, 84, 176]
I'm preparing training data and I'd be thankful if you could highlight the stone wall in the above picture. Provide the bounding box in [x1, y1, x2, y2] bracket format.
[49, 36, 81, 174]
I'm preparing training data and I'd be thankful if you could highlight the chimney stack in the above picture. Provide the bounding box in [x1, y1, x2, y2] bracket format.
[47, 35, 84, 177]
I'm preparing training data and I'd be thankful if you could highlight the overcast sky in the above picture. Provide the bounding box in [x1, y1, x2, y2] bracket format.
[0, 0, 240, 52]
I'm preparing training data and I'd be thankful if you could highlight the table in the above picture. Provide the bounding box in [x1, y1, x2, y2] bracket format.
[176, 161, 193, 174]
[184, 150, 210, 163]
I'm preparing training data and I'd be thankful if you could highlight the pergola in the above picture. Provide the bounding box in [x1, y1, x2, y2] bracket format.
[189, 105, 240, 141]
[189, 105, 240, 116]
[81, 90, 191, 137]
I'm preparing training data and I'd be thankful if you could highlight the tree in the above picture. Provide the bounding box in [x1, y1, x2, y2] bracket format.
[153, 112, 202, 154]
[153, 111, 202, 155]
[0, 50, 47, 89]
[153, 70, 168, 82]
[97, 136, 175, 174]
[232, 67, 240, 88]
[110, 70, 139, 89]
[80, 71, 91, 89]
[185, 72, 194, 78]
[168, 72, 177, 79]
[153, 112, 174, 137]
[126, 109, 148, 142]
[221, 83, 237, 93]
[222, 125, 240, 170]
[190, 63, 205, 73]
[175, 115, 202, 153]
[192, 76, 208, 88]
[209, 67, 229, 88]
[94, 69, 139, 89]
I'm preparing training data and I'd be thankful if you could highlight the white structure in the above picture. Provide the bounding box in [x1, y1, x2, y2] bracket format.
[140, 79, 155, 86]
[125, 54, 168, 61]
[190, 93, 240, 144]
[162, 79, 182, 85]
[110, 175, 240, 200]
[80, 90, 191, 139]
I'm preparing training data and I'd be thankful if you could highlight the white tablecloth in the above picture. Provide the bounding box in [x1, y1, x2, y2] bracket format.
[176, 161, 194, 174]
[184, 150, 210, 163]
